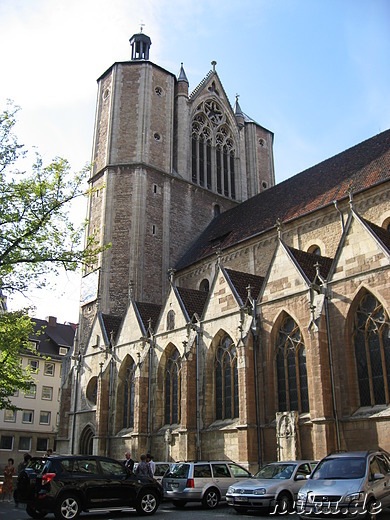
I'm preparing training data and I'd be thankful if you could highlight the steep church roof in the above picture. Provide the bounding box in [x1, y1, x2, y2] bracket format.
[176, 129, 390, 270]
[362, 218, 390, 252]
[176, 286, 208, 319]
[135, 302, 162, 331]
[225, 268, 264, 303]
[285, 246, 333, 283]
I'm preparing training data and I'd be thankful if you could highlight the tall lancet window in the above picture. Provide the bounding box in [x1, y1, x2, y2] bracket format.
[123, 359, 136, 429]
[165, 348, 182, 424]
[215, 335, 239, 420]
[353, 293, 390, 406]
[191, 99, 236, 199]
[276, 316, 309, 413]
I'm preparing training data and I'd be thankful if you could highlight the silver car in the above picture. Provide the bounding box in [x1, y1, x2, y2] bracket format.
[297, 450, 390, 519]
[226, 460, 317, 514]
[163, 460, 252, 509]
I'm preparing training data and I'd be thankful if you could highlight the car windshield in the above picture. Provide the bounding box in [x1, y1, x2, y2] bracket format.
[165, 463, 190, 478]
[312, 458, 365, 480]
[254, 464, 295, 480]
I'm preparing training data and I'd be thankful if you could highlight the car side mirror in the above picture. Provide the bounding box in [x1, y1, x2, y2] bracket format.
[295, 475, 307, 481]
[373, 473, 384, 481]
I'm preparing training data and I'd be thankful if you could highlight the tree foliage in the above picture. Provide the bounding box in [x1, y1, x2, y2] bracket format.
[0, 101, 102, 296]
[0, 311, 37, 409]
[0, 101, 105, 408]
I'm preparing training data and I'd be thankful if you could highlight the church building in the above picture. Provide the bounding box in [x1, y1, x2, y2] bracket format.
[57, 31, 390, 471]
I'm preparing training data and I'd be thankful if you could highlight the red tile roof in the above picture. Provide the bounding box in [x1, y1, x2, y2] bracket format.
[176, 129, 390, 270]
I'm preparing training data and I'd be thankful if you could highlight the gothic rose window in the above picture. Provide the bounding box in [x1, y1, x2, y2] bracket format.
[276, 316, 309, 413]
[191, 99, 236, 199]
[165, 348, 182, 425]
[215, 335, 239, 420]
[123, 359, 136, 429]
[353, 293, 390, 406]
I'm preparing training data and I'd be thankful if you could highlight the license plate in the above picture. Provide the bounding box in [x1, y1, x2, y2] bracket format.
[171, 483, 179, 489]
[235, 496, 248, 502]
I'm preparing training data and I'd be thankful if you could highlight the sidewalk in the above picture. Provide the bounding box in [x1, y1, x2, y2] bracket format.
[0, 500, 27, 520]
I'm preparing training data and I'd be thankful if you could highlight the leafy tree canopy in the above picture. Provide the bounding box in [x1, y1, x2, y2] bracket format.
[0, 100, 105, 408]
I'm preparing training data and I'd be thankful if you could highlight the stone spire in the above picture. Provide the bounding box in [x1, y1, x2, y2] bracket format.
[178, 62, 189, 84]
[234, 95, 245, 129]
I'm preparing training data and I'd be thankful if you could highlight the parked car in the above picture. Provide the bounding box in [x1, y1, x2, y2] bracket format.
[297, 450, 390, 519]
[226, 460, 317, 514]
[14, 455, 163, 519]
[162, 460, 252, 509]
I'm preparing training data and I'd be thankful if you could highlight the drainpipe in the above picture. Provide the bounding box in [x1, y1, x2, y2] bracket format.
[195, 331, 201, 461]
[106, 348, 115, 457]
[333, 200, 344, 232]
[251, 301, 262, 468]
[147, 336, 154, 454]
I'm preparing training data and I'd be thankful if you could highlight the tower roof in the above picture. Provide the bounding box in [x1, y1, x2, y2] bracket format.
[129, 30, 152, 60]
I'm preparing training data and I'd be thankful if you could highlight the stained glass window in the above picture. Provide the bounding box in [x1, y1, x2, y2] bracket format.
[353, 293, 390, 406]
[276, 316, 309, 413]
[215, 336, 239, 420]
[191, 99, 236, 199]
[165, 349, 182, 425]
[123, 359, 136, 429]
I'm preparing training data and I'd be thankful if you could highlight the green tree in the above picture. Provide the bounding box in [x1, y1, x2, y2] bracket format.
[0, 101, 104, 408]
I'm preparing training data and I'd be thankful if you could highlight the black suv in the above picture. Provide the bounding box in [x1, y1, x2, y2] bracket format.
[14, 455, 163, 519]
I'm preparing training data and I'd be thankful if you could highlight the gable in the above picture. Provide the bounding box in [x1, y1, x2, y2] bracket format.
[154, 285, 190, 335]
[330, 213, 390, 282]
[203, 267, 242, 319]
[261, 242, 310, 303]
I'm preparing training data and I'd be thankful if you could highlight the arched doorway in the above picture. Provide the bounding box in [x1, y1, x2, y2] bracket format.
[79, 425, 94, 455]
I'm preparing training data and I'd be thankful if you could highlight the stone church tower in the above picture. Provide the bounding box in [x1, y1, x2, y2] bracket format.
[80, 30, 274, 348]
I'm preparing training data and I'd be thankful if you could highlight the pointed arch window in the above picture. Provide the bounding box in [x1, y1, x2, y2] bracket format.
[276, 316, 309, 413]
[123, 359, 136, 429]
[215, 336, 239, 420]
[191, 99, 236, 199]
[165, 348, 182, 424]
[353, 293, 390, 406]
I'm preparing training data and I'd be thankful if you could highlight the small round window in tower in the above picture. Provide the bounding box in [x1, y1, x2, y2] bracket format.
[259, 138, 265, 147]
[155, 86, 163, 96]
[262, 181, 268, 189]
[154, 132, 161, 141]
[103, 88, 110, 101]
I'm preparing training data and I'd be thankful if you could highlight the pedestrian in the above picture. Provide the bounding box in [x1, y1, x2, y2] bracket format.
[2, 458, 15, 502]
[124, 451, 135, 472]
[146, 453, 155, 476]
[44, 448, 53, 458]
[134, 454, 152, 479]
[17, 453, 31, 474]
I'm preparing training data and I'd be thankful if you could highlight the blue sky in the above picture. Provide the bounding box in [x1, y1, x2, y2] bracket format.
[1, 0, 389, 322]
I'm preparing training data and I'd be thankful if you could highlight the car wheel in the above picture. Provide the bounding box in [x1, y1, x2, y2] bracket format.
[234, 506, 248, 514]
[54, 494, 81, 520]
[172, 500, 187, 508]
[364, 499, 377, 520]
[276, 492, 293, 514]
[202, 488, 220, 509]
[135, 490, 159, 515]
[26, 506, 47, 519]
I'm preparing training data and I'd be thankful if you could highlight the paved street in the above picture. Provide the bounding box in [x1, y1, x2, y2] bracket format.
[0, 499, 302, 520]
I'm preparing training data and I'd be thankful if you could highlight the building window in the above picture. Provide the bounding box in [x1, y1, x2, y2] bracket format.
[42, 386, 53, 400]
[123, 359, 136, 429]
[40, 411, 51, 425]
[308, 244, 321, 256]
[86, 377, 98, 406]
[199, 279, 210, 292]
[36, 438, 48, 452]
[29, 359, 39, 372]
[276, 316, 309, 413]
[167, 310, 175, 331]
[44, 362, 55, 376]
[59, 347, 68, 356]
[191, 99, 236, 199]
[165, 348, 182, 425]
[22, 410, 34, 424]
[4, 409, 16, 422]
[19, 437, 31, 451]
[215, 335, 239, 420]
[0, 435, 13, 450]
[25, 384, 36, 398]
[353, 292, 390, 406]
